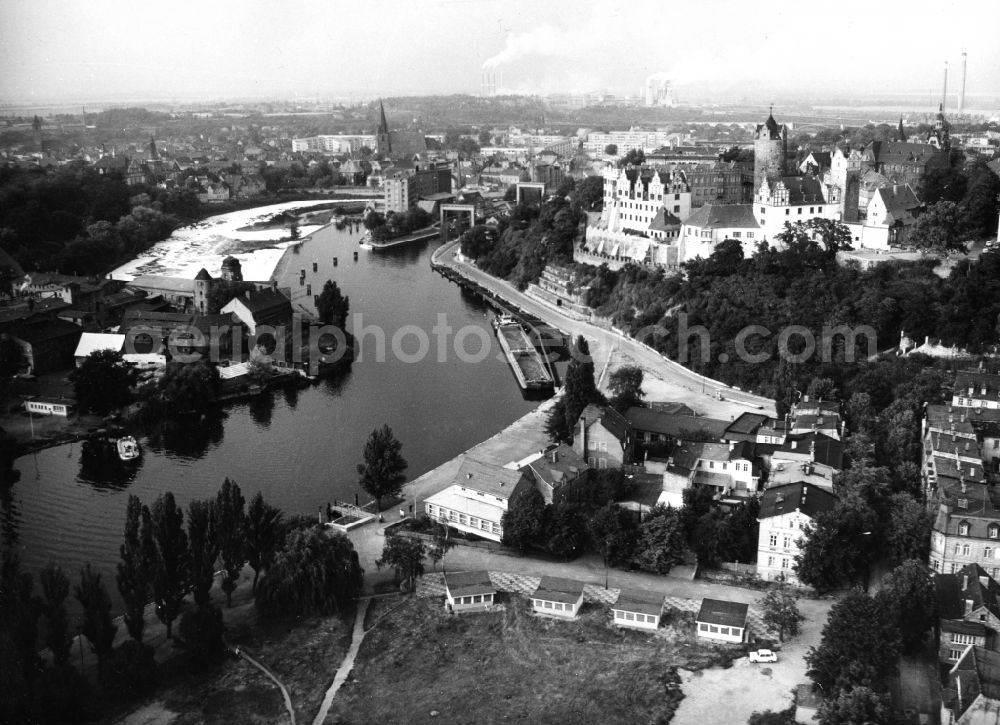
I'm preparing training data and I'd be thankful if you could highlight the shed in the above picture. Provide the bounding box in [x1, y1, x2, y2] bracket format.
[531, 576, 585, 619]
[611, 589, 664, 630]
[443, 571, 496, 612]
[695, 598, 749, 643]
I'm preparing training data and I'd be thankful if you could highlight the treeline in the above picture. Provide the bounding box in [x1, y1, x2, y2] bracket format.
[579, 228, 1000, 400]
[0, 480, 362, 722]
[0, 162, 197, 274]
[364, 206, 432, 242]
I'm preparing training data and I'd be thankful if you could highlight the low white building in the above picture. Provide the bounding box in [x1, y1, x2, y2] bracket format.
[443, 571, 496, 612]
[611, 590, 663, 630]
[531, 576, 585, 619]
[695, 598, 749, 643]
[24, 397, 73, 416]
[756, 482, 838, 584]
[423, 457, 530, 543]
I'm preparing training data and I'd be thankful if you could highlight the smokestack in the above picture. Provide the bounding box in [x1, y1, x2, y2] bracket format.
[942, 60, 948, 111]
[959, 51, 967, 113]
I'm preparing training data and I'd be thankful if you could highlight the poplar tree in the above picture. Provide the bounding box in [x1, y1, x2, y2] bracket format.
[187, 499, 219, 607]
[243, 492, 283, 593]
[150, 492, 189, 639]
[215, 479, 246, 608]
[117, 495, 154, 642]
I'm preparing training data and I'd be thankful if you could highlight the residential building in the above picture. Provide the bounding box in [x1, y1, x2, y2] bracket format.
[662, 439, 760, 499]
[423, 457, 531, 543]
[24, 398, 74, 416]
[443, 571, 496, 612]
[518, 444, 589, 504]
[695, 598, 748, 643]
[678, 162, 754, 207]
[611, 590, 663, 630]
[383, 160, 453, 213]
[940, 646, 1000, 725]
[531, 576, 585, 619]
[723, 413, 772, 444]
[935, 564, 1000, 665]
[573, 404, 633, 469]
[757, 482, 838, 584]
[846, 183, 922, 250]
[768, 433, 845, 491]
[954, 370, 1000, 410]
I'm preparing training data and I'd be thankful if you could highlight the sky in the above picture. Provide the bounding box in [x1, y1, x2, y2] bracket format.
[1, 0, 998, 107]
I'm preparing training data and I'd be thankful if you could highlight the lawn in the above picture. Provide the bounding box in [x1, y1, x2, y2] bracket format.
[325, 594, 740, 725]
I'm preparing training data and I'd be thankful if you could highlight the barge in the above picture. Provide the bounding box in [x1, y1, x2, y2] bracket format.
[493, 315, 554, 391]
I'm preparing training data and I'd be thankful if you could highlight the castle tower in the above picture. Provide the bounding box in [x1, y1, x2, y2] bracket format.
[193, 268, 213, 314]
[375, 100, 391, 156]
[220, 255, 243, 282]
[753, 107, 788, 193]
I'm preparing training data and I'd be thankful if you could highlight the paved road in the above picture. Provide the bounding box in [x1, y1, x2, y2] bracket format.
[435, 242, 773, 413]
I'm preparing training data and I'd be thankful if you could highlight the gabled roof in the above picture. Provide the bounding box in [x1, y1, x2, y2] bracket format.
[943, 646, 1000, 720]
[613, 589, 664, 616]
[725, 412, 770, 438]
[683, 203, 759, 230]
[696, 598, 748, 627]
[128, 275, 196, 295]
[936, 564, 1000, 622]
[772, 176, 826, 205]
[649, 207, 682, 232]
[522, 444, 588, 488]
[74, 332, 125, 358]
[774, 432, 844, 469]
[452, 457, 527, 499]
[624, 406, 728, 440]
[758, 482, 838, 520]
[444, 570, 495, 598]
[533, 576, 585, 603]
[229, 287, 291, 316]
[873, 184, 921, 225]
[955, 370, 1000, 402]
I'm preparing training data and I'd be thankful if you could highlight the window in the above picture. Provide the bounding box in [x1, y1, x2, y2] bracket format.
[959, 521, 970, 535]
[797, 208, 802, 214]
[990, 525, 999, 539]
[783, 536, 791, 549]
[949, 649, 964, 661]
[767, 555, 775, 566]
[962, 544, 971, 556]
[626, 612, 634, 621]
[709, 625, 719, 633]
[747, 232, 754, 238]
[987, 547, 993, 559]
[544, 601, 552, 609]
[699, 623, 708, 631]
[781, 558, 790, 569]
[732, 232, 741, 238]
[809, 207, 814, 213]
[785, 209, 790, 215]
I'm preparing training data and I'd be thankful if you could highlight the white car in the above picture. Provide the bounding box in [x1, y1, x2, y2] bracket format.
[749, 649, 777, 663]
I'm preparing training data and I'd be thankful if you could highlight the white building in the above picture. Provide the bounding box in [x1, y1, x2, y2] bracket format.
[752, 176, 840, 241]
[679, 203, 761, 262]
[611, 590, 663, 630]
[443, 571, 496, 612]
[695, 599, 749, 643]
[531, 576, 585, 619]
[846, 184, 922, 250]
[756, 482, 838, 584]
[423, 457, 530, 543]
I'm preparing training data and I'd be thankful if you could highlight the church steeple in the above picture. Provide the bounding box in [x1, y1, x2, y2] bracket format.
[896, 116, 907, 142]
[375, 100, 391, 156]
[148, 135, 159, 159]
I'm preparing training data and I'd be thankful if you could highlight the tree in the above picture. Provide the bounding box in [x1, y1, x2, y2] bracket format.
[317, 279, 350, 330]
[147, 361, 220, 414]
[357, 424, 408, 512]
[501, 485, 546, 552]
[608, 365, 644, 412]
[604, 144, 618, 156]
[573, 175, 604, 211]
[884, 492, 932, 564]
[760, 578, 805, 642]
[117, 495, 155, 642]
[70, 349, 137, 415]
[255, 528, 363, 618]
[0, 552, 40, 691]
[588, 503, 638, 568]
[243, 491, 284, 593]
[186, 498, 219, 607]
[545, 503, 587, 560]
[960, 161, 1000, 239]
[547, 336, 603, 442]
[39, 563, 73, 667]
[149, 492, 189, 639]
[817, 687, 892, 725]
[177, 604, 224, 668]
[376, 535, 426, 590]
[806, 591, 900, 697]
[215, 478, 246, 608]
[618, 148, 645, 167]
[632, 505, 686, 574]
[0, 335, 23, 397]
[426, 521, 455, 572]
[75, 564, 117, 666]
[875, 559, 935, 654]
[909, 200, 966, 252]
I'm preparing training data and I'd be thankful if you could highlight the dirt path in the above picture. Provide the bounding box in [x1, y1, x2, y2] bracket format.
[310, 598, 371, 725]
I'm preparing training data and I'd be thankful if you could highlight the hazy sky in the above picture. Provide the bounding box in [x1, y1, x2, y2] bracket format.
[1, 0, 998, 106]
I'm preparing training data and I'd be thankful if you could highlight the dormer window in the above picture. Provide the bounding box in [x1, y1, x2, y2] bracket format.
[989, 524, 999, 540]
[958, 499, 969, 510]
[959, 521, 970, 536]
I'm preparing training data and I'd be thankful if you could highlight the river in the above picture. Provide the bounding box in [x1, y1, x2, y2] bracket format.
[3, 205, 543, 605]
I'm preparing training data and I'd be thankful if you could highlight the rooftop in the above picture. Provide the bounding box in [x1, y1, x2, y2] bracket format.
[533, 576, 585, 604]
[696, 598, 748, 628]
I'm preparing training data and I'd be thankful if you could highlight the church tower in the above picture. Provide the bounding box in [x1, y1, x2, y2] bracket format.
[896, 116, 907, 142]
[220, 255, 243, 282]
[753, 107, 788, 193]
[375, 100, 392, 157]
[930, 104, 951, 150]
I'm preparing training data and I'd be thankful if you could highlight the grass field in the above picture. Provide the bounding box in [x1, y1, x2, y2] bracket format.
[325, 594, 741, 725]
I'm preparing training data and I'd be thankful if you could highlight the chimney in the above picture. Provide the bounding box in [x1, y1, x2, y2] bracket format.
[245, 289, 252, 300]
[942, 60, 949, 111]
[729, 441, 735, 451]
[466, 472, 472, 479]
[959, 51, 967, 113]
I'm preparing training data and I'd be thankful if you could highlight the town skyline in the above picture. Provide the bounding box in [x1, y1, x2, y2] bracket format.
[2, 0, 1000, 107]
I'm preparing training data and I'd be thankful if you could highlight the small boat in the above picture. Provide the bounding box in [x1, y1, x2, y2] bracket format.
[116, 436, 141, 462]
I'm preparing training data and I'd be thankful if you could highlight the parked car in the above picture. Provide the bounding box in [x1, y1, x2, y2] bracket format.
[749, 649, 777, 663]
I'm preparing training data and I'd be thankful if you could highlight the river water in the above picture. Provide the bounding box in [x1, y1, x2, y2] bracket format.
[3, 208, 542, 603]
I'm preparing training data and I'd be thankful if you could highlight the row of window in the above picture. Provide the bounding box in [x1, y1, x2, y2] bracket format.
[703, 460, 750, 472]
[613, 610, 658, 624]
[533, 599, 575, 613]
[950, 632, 982, 645]
[759, 206, 825, 215]
[457, 486, 505, 504]
[931, 559, 1000, 579]
[698, 622, 741, 636]
[956, 521, 1000, 538]
[426, 505, 501, 535]
[768, 535, 797, 548]
[766, 556, 792, 569]
[453, 593, 493, 606]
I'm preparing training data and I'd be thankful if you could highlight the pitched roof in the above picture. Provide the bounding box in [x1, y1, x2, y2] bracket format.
[523, 444, 588, 488]
[725, 412, 770, 438]
[936, 564, 1000, 622]
[873, 184, 921, 225]
[683, 203, 759, 230]
[452, 457, 527, 499]
[773, 176, 826, 205]
[955, 370, 1000, 403]
[613, 589, 664, 616]
[230, 287, 291, 316]
[444, 570, 495, 598]
[128, 275, 196, 295]
[696, 598, 748, 627]
[533, 576, 585, 603]
[774, 432, 844, 469]
[8, 318, 82, 345]
[194, 268, 213, 281]
[624, 407, 728, 440]
[74, 332, 125, 358]
[758, 482, 838, 520]
[944, 646, 1000, 720]
[649, 207, 682, 232]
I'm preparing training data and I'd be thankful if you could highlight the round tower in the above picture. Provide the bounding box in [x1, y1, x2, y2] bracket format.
[220, 255, 243, 282]
[753, 107, 788, 193]
[193, 268, 213, 313]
